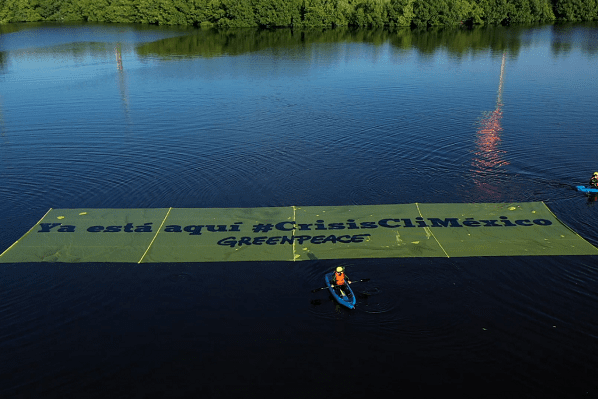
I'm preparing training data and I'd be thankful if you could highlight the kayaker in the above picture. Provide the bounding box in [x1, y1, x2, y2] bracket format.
[590, 172, 598, 188]
[332, 266, 351, 287]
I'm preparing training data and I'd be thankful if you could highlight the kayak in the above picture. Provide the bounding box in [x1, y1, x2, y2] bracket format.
[576, 186, 598, 193]
[325, 272, 356, 309]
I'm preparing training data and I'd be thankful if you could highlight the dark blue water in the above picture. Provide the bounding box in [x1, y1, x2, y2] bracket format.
[1, 22, 598, 398]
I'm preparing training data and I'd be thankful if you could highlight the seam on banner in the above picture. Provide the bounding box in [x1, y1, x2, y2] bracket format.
[542, 202, 598, 252]
[415, 202, 450, 258]
[138, 207, 172, 263]
[292, 206, 297, 261]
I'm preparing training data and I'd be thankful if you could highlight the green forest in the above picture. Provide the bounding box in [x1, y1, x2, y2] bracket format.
[0, 0, 597, 28]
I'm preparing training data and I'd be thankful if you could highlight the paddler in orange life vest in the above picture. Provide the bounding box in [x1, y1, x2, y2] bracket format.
[590, 172, 598, 189]
[332, 266, 351, 288]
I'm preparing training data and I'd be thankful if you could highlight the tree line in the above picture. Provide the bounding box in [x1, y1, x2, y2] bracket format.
[0, 0, 597, 28]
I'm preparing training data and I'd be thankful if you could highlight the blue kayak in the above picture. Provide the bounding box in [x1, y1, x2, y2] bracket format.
[576, 185, 598, 193]
[326, 272, 356, 309]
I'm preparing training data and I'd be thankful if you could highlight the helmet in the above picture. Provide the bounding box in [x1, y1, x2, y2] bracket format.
[335, 266, 344, 273]
[594, 172, 598, 175]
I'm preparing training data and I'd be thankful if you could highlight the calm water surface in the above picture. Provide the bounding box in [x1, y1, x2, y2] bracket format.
[1, 22, 598, 397]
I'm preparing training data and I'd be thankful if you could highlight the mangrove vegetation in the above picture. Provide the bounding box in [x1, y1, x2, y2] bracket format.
[0, 0, 597, 28]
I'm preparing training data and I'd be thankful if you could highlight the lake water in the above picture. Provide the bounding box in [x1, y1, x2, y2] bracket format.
[1, 22, 598, 397]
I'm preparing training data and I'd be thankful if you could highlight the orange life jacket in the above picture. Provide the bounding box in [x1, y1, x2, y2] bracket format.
[334, 272, 345, 286]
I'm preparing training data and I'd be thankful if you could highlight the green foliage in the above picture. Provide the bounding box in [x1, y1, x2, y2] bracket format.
[0, 0, 594, 26]
[454, 0, 485, 25]
[302, 0, 348, 27]
[1, 0, 43, 22]
[134, 0, 162, 24]
[156, 0, 194, 25]
[553, 0, 598, 21]
[529, 0, 555, 21]
[350, 0, 387, 27]
[105, 0, 137, 23]
[253, 0, 301, 27]
[412, 0, 453, 27]
[506, 0, 555, 23]
[53, 0, 86, 21]
[80, 0, 110, 22]
[217, 0, 255, 27]
[475, 0, 511, 24]
[411, 0, 482, 27]
[386, 0, 415, 27]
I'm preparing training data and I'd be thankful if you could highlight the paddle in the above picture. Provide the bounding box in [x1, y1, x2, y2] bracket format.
[311, 278, 370, 293]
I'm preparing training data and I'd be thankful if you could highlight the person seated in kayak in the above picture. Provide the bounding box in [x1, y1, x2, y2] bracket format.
[590, 172, 598, 188]
[331, 266, 351, 287]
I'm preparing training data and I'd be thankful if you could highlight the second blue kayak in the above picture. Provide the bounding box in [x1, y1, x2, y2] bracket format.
[325, 272, 356, 309]
[576, 185, 598, 193]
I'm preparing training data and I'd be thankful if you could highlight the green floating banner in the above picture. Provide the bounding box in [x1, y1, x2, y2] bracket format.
[1, 202, 597, 263]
